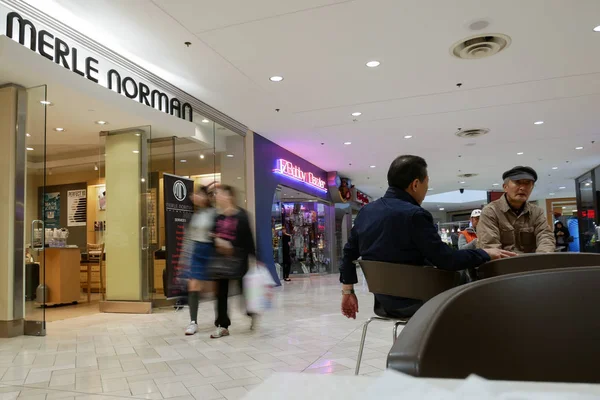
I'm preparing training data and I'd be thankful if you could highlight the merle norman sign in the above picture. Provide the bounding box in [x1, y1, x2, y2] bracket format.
[4, 11, 193, 122]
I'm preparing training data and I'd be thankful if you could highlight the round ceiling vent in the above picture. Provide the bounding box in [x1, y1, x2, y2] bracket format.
[455, 128, 489, 139]
[451, 34, 511, 59]
[458, 173, 479, 178]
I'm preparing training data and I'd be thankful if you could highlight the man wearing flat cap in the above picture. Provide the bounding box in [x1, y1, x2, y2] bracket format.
[477, 166, 555, 253]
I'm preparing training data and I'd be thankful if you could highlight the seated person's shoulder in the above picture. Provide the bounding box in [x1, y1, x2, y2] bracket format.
[481, 204, 497, 217]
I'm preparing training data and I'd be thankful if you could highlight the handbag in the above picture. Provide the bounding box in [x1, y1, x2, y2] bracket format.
[208, 251, 244, 279]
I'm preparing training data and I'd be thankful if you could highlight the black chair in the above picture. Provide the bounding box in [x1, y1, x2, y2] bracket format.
[355, 261, 460, 375]
[387, 267, 600, 383]
[477, 253, 600, 279]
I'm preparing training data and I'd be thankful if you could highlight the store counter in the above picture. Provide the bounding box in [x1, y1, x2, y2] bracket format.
[41, 247, 81, 305]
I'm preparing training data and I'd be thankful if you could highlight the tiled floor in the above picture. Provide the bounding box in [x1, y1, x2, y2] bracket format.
[26, 293, 102, 323]
[1, 273, 394, 400]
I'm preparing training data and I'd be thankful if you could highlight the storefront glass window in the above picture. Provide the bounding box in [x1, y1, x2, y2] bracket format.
[271, 185, 332, 276]
[576, 172, 598, 253]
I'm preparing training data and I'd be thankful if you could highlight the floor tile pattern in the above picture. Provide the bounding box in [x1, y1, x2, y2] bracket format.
[2, 273, 395, 400]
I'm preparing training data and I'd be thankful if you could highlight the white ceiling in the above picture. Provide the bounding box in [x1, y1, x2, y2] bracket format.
[21, 0, 600, 210]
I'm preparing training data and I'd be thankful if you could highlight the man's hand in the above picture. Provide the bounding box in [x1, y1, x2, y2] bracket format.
[484, 248, 518, 260]
[341, 294, 359, 319]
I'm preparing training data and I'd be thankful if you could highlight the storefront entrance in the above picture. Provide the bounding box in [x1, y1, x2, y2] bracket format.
[1, 34, 246, 336]
[271, 185, 332, 277]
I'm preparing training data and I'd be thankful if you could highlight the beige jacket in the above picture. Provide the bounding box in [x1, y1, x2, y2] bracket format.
[477, 195, 556, 253]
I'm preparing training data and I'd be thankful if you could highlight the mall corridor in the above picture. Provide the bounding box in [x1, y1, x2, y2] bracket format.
[0, 275, 386, 400]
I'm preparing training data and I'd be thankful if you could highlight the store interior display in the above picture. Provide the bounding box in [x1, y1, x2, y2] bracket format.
[272, 186, 331, 275]
[437, 221, 471, 247]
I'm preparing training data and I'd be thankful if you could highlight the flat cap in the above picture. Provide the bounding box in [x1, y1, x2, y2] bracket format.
[502, 166, 538, 182]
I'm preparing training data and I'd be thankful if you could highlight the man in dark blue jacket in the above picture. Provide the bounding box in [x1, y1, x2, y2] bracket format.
[340, 155, 516, 319]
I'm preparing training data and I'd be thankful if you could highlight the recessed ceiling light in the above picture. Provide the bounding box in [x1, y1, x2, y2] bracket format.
[40, 100, 52, 105]
[428, 188, 434, 191]
[517, 152, 524, 155]
[202, 119, 210, 123]
[549, 192, 555, 196]
[492, 183, 500, 186]
[585, 182, 591, 186]
[439, 208, 445, 211]
[26, 147, 34, 151]
[594, 25, 600, 32]
[534, 121, 544, 125]
[269, 76, 284, 82]
[200, 154, 205, 159]
[559, 186, 566, 189]
[226, 154, 234, 158]
[141, 178, 146, 183]
[54, 128, 65, 132]
[459, 181, 466, 184]
[133, 150, 140, 154]
[180, 159, 187, 163]
[237, 177, 242, 180]
[26, 133, 31, 137]
[404, 135, 413, 139]
[575, 146, 584, 150]
[370, 165, 376, 168]
[351, 112, 362, 117]
[366, 61, 380, 68]
[95, 120, 107, 125]
[344, 142, 352, 145]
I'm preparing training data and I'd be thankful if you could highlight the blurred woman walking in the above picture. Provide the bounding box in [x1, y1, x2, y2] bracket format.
[211, 185, 257, 339]
[183, 186, 215, 336]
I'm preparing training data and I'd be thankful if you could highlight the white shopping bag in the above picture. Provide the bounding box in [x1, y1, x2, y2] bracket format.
[243, 265, 276, 313]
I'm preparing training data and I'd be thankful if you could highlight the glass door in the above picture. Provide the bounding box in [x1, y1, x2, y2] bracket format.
[24, 85, 47, 336]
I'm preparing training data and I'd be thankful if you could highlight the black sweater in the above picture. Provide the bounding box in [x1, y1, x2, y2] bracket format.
[214, 208, 256, 273]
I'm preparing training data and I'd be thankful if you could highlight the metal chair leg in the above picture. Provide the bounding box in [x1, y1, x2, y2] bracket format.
[393, 321, 404, 343]
[355, 317, 374, 375]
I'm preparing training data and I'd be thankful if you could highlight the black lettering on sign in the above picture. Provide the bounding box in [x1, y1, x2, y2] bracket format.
[54, 37, 70, 69]
[6, 12, 37, 51]
[85, 57, 99, 83]
[151, 90, 169, 113]
[170, 98, 181, 118]
[138, 82, 151, 106]
[6, 11, 194, 123]
[38, 30, 54, 61]
[107, 69, 122, 93]
[123, 77, 138, 99]
[182, 103, 193, 122]
[71, 47, 85, 77]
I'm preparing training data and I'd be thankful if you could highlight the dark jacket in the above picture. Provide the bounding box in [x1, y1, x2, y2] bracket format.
[340, 187, 490, 316]
[214, 208, 256, 274]
[554, 223, 571, 246]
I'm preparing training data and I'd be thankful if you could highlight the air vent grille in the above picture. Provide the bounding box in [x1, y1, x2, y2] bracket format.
[451, 34, 511, 59]
[455, 128, 489, 139]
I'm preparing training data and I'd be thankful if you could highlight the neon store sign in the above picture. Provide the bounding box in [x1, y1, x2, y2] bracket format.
[273, 159, 327, 193]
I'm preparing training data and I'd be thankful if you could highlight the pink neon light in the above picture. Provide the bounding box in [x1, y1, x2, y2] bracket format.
[273, 159, 327, 192]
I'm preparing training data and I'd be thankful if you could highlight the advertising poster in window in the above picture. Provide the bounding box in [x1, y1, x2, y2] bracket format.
[163, 174, 194, 299]
[44, 192, 60, 229]
[67, 189, 87, 227]
[97, 186, 106, 211]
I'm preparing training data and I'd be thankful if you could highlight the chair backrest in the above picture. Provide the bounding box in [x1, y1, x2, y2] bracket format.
[358, 261, 459, 301]
[387, 266, 600, 383]
[477, 253, 600, 279]
[87, 243, 105, 262]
